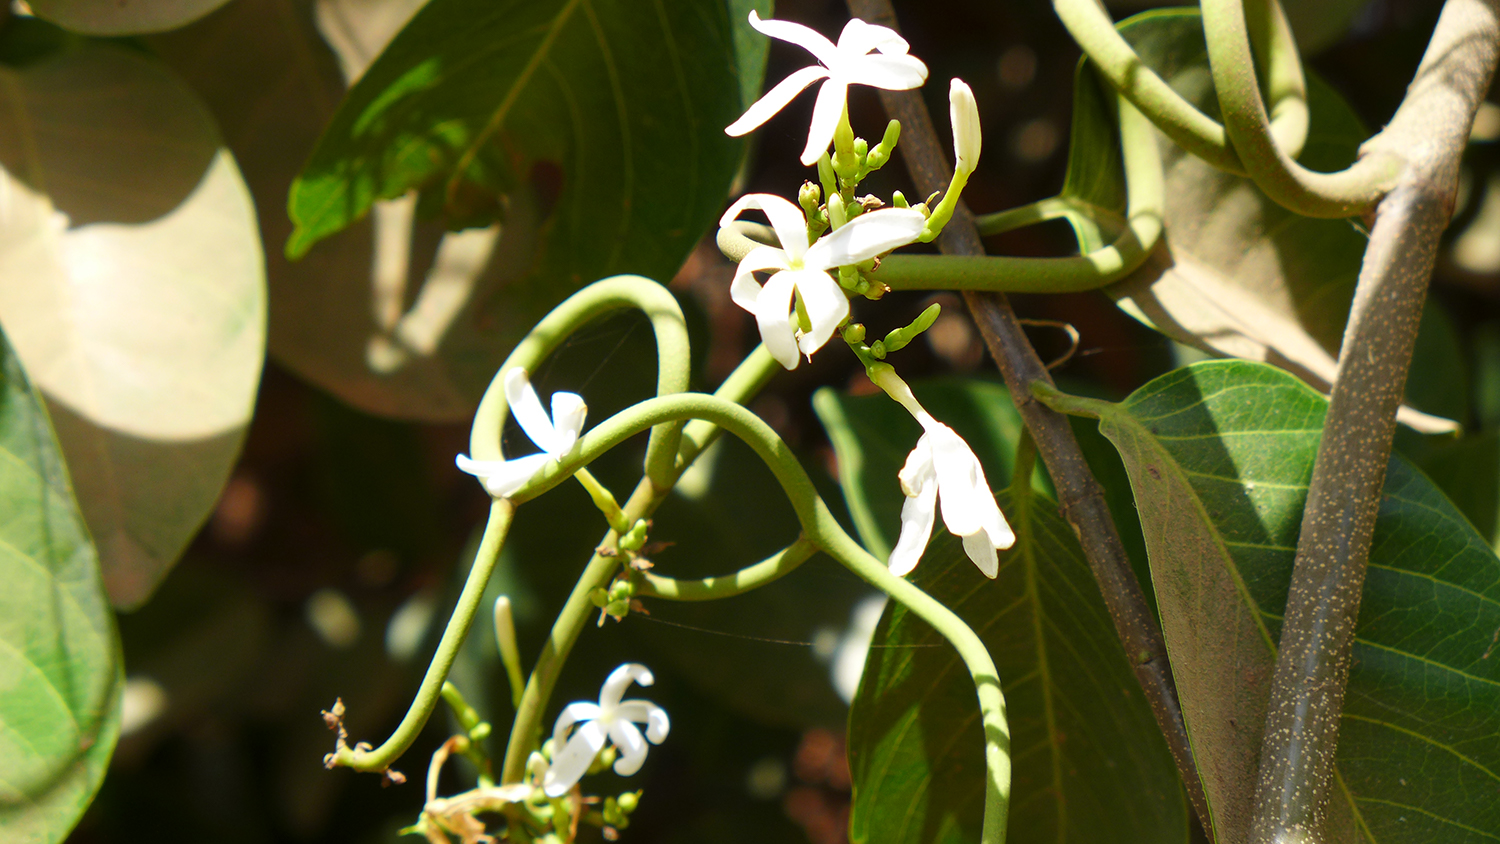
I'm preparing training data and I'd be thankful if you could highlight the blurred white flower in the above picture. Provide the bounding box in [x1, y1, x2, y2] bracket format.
[542, 664, 669, 797]
[721, 193, 925, 369]
[725, 11, 928, 165]
[949, 78, 981, 174]
[456, 368, 586, 497]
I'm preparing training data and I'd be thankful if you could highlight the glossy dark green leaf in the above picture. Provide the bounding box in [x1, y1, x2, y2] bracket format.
[1418, 430, 1500, 551]
[1104, 10, 1456, 434]
[284, 0, 756, 386]
[1073, 359, 1500, 843]
[818, 381, 1188, 844]
[0, 327, 122, 843]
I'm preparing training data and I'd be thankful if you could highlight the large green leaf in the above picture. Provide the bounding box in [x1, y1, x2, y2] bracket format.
[1102, 11, 1455, 435]
[0, 327, 122, 844]
[1068, 360, 1500, 843]
[0, 28, 266, 608]
[818, 381, 1188, 844]
[280, 0, 757, 408]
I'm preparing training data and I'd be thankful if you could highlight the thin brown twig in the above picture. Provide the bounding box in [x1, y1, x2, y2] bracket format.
[843, 0, 1213, 838]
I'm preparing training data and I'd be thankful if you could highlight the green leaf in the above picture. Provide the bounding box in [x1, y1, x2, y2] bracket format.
[1072, 359, 1500, 843]
[0, 326, 122, 844]
[283, 0, 752, 362]
[1103, 10, 1456, 435]
[0, 32, 267, 608]
[818, 381, 1188, 844]
[1418, 431, 1500, 551]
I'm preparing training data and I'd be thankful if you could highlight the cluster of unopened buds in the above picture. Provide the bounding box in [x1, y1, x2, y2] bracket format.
[436, 10, 1015, 842]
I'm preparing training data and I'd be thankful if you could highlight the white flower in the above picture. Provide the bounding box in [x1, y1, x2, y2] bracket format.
[721, 193, 925, 369]
[542, 664, 669, 798]
[724, 11, 929, 165]
[888, 413, 1014, 579]
[949, 78, 981, 174]
[456, 367, 586, 498]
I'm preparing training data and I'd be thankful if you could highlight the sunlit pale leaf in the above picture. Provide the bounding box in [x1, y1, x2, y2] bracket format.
[26, 0, 232, 36]
[818, 380, 1188, 844]
[1077, 360, 1500, 843]
[0, 325, 122, 844]
[1100, 11, 1456, 434]
[0, 34, 266, 608]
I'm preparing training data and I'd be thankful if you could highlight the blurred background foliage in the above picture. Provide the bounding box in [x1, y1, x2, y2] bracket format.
[0, 0, 1492, 842]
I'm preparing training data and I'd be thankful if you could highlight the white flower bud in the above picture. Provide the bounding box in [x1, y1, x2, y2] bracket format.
[950, 78, 981, 174]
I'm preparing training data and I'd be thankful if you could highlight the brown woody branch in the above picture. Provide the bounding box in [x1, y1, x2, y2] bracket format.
[844, 0, 1213, 837]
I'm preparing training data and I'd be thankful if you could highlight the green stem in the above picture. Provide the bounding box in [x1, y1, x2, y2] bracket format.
[1051, 0, 1307, 174]
[1201, 0, 1401, 216]
[638, 537, 817, 600]
[510, 391, 1012, 844]
[327, 499, 515, 774]
[470, 274, 690, 490]
[973, 196, 1122, 239]
[875, 92, 1163, 292]
[499, 346, 783, 783]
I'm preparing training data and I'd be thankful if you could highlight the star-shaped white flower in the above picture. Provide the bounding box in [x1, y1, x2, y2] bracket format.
[456, 367, 586, 498]
[542, 664, 669, 798]
[725, 11, 929, 165]
[721, 193, 925, 369]
[888, 412, 1015, 579]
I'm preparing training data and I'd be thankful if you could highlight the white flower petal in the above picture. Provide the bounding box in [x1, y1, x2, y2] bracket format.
[725, 65, 830, 137]
[835, 18, 909, 57]
[897, 434, 935, 497]
[753, 271, 802, 370]
[504, 367, 560, 454]
[720, 193, 812, 265]
[950, 78, 981, 172]
[804, 207, 926, 270]
[845, 53, 928, 90]
[802, 79, 849, 165]
[599, 663, 653, 707]
[786, 269, 849, 358]
[607, 720, 650, 776]
[543, 720, 608, 797]
[962, 531, 1000, 579]
[552, 701, 603, 745]
[548, 391, 587, 456]
[614, 700, 670, 744]
[889, 471, 938, 577]
[747, 9, 839, 66]
[729, 246, 792, 314]
[457, 452, 554, 498]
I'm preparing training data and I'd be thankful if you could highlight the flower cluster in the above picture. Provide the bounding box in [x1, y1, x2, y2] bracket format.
[720, 11, 1010, 579]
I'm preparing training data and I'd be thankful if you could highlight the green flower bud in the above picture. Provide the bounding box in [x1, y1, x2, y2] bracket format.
[798, 181, 821, 213]
[590, 587, 610, 608]
[882, 303, 942, 355]
[870, 340, 887, 359]
[853, 137, 868, 160]
[617, 791, 641, 813]
[620, 519, 650, 551]
[843, 323, 866, 345]
[469, 721, 491, 742]
[588, 744, 618, 775]
[892, 191, 909, 208]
